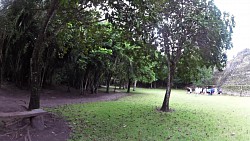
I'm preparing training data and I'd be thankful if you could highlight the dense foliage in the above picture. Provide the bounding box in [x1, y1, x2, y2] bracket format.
[0, 0, 234, 110]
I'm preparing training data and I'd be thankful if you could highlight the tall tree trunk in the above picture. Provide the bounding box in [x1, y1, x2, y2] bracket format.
[127, 79, 132, 93]
[40, 66, 46, 88]
[0, 41, 2, 88]
[119, 80, 122, 89]
[0, 67, 1, 88]
[29, 57, 41, 110]
[80, 79, 84, 94]
[84, 77, 88, 94]
[93, 71, 99, 94]
[28, 0, 58, 110]
[123, 83, 125, 89]
[133, 80, 137, 91]
[82, 67, 90, 95]
[106, 75, 111, 93]
[49, 69, 54, 85]
[113, 78, 117, 92]
[0, 48, 2, 88]
[0, 31, 6, 88]
[160, 63, 175, 112]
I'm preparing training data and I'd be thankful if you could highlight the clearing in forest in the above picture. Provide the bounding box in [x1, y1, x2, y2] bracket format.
[51, 88, 250, 141]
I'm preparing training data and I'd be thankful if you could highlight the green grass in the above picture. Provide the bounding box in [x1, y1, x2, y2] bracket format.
[49, 88, 250, 141]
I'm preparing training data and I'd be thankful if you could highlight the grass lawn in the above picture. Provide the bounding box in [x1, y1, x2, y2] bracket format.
[50, 88, 250, 141]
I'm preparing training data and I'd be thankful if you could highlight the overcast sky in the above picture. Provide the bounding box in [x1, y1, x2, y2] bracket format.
[214, 0, 250, 60]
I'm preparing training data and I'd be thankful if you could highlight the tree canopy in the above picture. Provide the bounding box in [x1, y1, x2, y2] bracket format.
[0, 0, 234, 111]
[156, 0, 234, 111]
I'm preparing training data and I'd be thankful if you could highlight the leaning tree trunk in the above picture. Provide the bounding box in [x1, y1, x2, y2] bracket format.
[160, 63, 175, 112]
[28, 0, 58, 110]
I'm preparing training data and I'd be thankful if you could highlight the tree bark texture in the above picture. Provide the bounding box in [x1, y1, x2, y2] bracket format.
[160, 62, 175, 112]
[127, 79, 132, 93]
[28, 0, 59, 110]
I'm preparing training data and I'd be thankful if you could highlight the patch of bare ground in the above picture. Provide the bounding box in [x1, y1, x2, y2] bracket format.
[0, 84, 127, 141]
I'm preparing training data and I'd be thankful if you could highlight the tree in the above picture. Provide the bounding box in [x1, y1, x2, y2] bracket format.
[27, 0, 160, 109]
[3, 0, 233, 113]
[157, 0, 235, 112]
[174, 48, 214, 87]
[0, 3, 8, 87]
[28, 0, 60, 109]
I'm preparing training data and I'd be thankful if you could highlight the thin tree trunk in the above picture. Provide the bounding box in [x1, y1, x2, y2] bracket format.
[106, 75, 111, 93]
[123, 82, 125, 89]
[93, 71, 99, 94]
[133, 80, 137, 91]
[113, 78, 117, 92]
[160, 63, 175, 112]
[0, 37, 3, 88]
[40, 67, 46, 88]
[82, 65, 91, 94]
[80, 79, 83, 94]
[0, 45, 2, 88]
[90, 82, 94, 94]
[0, 33, 3, 88]
[49, 69, 54, 85]
[0, 63, 2, 88]
[160, 73, 171, 112]
[89, 75, 94, 94]
[82, 77, 88, 95]
[119, 80, 122, 89]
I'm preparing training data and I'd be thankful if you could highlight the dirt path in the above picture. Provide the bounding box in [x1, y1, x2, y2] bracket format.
[0, 84, 127, 141]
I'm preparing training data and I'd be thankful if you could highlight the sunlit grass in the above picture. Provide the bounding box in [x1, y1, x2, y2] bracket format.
[49, 88, 250, 141]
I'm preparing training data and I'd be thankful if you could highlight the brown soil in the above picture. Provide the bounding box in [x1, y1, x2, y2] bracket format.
[0, 84, 127, 141]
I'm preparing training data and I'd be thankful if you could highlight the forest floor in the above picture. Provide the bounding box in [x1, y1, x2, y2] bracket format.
[0, 83, 127, 141]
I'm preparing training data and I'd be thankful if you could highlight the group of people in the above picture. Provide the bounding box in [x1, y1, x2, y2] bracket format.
[186, 86, 222, 95]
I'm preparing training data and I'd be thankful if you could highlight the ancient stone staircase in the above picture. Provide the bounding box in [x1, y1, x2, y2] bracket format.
[213, 49, 250, 96]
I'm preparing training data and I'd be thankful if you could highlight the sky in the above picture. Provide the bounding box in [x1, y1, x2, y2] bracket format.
[214, 0, 250, 60]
